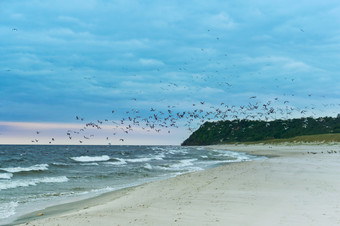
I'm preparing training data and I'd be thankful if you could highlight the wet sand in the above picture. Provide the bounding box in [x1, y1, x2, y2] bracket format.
[15, 144, 340, 226]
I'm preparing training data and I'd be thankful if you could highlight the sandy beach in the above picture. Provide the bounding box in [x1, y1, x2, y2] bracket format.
[14, 144, 340, 226]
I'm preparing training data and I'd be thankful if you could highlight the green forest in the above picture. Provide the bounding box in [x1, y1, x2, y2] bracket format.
[181, 116, 340, 146]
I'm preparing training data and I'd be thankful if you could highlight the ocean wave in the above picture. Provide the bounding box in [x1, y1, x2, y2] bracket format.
[125, 154, 165, 163]
[143, 163, 153, 170]
[125, 157, 153, 163]
[156, 164, 203, 173]
[105, 158, 127, 165]
[90, 186, 115, 194]
[151, 147, 166, 151]
[0, 173, 13, 179]
[153, 153, 165, 160]
[170, 159, 197, 169]
[213, 150, 257, 161]
[167, 148, 189, 155]
[52, 162, 69, 166]
[155, 159, 199, 171]
[80, 163, 99, 166]
[0, 164, 49, 173]
[183, 166, 204, 172]
[0, 176, 69, 191]
[0, 201, 18, 219]
[65, 186, 116, 197]
[71, 155, 110, 162]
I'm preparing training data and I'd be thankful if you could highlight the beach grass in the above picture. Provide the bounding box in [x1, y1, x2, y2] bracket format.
[239, 133, 340, 145]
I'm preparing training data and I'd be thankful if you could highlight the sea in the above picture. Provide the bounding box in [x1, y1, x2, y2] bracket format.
[0, 145, 264, 225]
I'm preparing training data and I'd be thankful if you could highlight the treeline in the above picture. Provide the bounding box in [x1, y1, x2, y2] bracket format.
[181, 116, 340, 146]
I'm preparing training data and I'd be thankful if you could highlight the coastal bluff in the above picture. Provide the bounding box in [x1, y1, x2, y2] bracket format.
[182, 116, 340, 146]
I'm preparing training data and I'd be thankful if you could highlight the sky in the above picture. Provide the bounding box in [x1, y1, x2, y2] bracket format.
[1, 0, 340, 145]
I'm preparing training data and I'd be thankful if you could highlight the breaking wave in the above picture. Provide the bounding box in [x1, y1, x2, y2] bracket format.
[0, 173, 13, 179]
[0, 176, 69, 191]
[71, 155, 110, 162]
[0, 201, 18, 219]
[0, 164, 49, 173]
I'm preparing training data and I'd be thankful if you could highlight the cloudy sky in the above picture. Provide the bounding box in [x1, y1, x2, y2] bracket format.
[1, 0, 340, 145]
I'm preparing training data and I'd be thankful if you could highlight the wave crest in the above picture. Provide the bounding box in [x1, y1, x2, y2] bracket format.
[0, 164, 49, 173]
[0, 176, 69, 191]
[0, 173, 13, 179]
[71, 155, 110, 162]
[0, 201, 18, 219]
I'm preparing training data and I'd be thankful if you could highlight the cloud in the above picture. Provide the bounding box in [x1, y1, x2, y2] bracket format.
[10, 13, 25, 20]
[242, 55, 318, 73]
[139, 58, 165, 66]
[0, 121, 83, 130]
[0, 121, 189, 145]
[57, 16, 90, 28]
[283, 61, 312, 71]
[207, 12, 237, 30]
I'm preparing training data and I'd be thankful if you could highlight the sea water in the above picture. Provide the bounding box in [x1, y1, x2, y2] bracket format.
[0, 145, 264, 225]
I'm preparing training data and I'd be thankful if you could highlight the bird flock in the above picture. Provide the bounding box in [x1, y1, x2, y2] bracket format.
[30, 93, 340, 145]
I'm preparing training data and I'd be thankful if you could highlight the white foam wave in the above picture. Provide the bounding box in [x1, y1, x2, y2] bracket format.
[125, 153, 165, 163]
[185, 166, 204, 172]
[153, 153, 165, 160]
[1, 164, 49, 173]
[0, 176, 69, 191]
[39, 176, 69, 183]
[213, 150, 259, 162]
[151, 147, 166, 151]
[223, 151, 258, 162]
[105, 158, 127, 165]
[0, 173, 13, 179]
[167, 148, 189, 155]
[52, 162, 68, 166]
[125, 157, 153, 163]
[90, 186, 116, 194]
[80, 163, 99, 166]
[143, 163, 153, 170]
[71, 155, 110, 162]
[170, 159, 197, 169]
[0, 201, 18, 219]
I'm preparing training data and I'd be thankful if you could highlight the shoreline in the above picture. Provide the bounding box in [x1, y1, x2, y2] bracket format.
[13, 143, 340, 226]
[11, 185, 136, 225]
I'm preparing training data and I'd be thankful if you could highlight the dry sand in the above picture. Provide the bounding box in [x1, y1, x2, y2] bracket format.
[14, 144, 340, 226]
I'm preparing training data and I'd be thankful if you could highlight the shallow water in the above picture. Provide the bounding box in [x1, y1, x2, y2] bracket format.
[0, 145, 263, 225]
